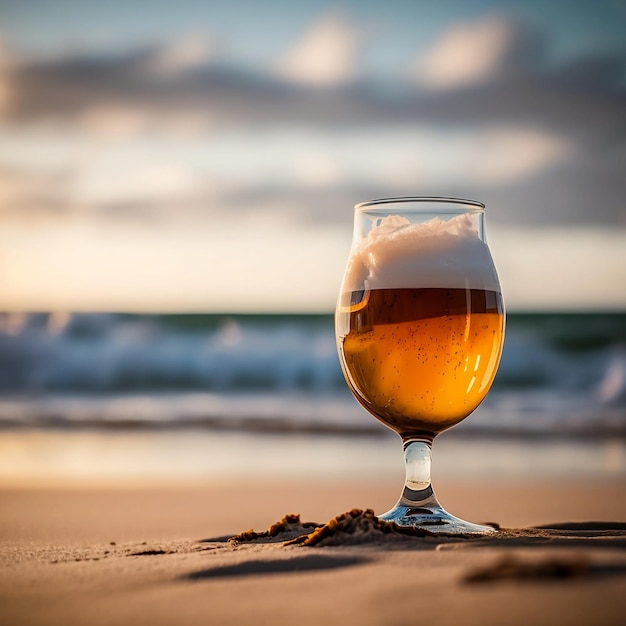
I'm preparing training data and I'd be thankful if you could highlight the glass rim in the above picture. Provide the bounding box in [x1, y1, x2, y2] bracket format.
[354, 196, 485, 212]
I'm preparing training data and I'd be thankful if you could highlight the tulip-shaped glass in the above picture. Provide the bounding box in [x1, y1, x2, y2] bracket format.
[335, 197, 505, 534]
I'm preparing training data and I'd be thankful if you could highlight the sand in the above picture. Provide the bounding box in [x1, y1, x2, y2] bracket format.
[1, 477, 626, 626]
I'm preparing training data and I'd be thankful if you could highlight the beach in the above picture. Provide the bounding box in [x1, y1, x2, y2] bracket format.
[2, 469, 626, 626]
[1, 311, 625, 624]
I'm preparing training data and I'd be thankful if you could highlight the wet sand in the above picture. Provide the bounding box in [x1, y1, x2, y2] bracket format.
[1, 477, 626, 625]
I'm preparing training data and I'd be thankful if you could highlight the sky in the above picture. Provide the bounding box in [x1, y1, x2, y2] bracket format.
[0, 0, 625, 312]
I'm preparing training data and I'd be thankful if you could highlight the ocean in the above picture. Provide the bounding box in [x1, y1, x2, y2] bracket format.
[1, 311, 625, 482]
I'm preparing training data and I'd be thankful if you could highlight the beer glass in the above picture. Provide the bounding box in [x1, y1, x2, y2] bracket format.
[335, 197, 505, 534]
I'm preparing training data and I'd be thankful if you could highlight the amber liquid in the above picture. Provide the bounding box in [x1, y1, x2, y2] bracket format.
[337, 287, 504, 437]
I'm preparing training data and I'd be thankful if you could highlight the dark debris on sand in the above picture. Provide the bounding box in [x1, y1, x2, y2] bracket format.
[230, 509, 436, 547]
[464, 554, 590, 583]
[229, 513, 322, 545]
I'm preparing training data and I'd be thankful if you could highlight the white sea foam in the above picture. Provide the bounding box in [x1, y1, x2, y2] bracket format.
[342, 213, 500, 292]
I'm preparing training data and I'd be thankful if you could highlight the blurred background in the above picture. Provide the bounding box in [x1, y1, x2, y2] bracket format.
[0, 0, 625, 486]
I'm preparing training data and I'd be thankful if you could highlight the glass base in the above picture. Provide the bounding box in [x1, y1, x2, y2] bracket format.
[379, 502, 497, 535]
[378, 438, 497, 535]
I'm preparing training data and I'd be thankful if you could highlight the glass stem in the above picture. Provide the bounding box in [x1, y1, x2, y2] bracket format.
[398, 438, 440, 510]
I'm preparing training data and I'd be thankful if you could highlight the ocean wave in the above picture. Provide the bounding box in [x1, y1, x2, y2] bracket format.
[0, 313, 341, 393]
[1, 311, 625, 394]
[0, 312, 625, 437]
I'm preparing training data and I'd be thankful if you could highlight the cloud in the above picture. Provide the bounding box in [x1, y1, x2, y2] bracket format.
[0, 35, 11, 114]
[458, 126, 574, 185]
[1, 15, 623, 139]
[471, 140, 626, 228]
[412, 15, 518, 91]
[0, 13, 624, 229]
[0, 14, 622, 129]
[74, 161, 205, 207]
[0, 166, 76, 219]
[143, 33, 216, 77]
[276, 11, 362, 86]
[78, 105, 213, 138]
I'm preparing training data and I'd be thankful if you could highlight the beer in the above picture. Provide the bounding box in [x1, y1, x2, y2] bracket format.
[337, 286, 504, 437]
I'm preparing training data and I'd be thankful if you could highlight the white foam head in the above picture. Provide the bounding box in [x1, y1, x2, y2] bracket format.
[342, 213, 500, 293]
